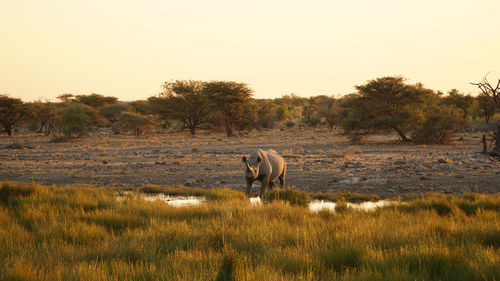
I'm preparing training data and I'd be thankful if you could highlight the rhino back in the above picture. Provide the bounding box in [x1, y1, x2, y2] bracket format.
[262, 149, 286, 180]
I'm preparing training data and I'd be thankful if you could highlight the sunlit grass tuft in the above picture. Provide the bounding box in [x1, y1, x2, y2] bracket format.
[263, 188, 311, 206]
[312, 191, 380, 203]
[137, 185, 246, 202]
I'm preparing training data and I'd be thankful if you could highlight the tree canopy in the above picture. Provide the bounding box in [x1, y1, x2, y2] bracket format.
[149, 80, 212, 135]
[203, 81, 253, 137]
[0, 95, 30, 136]
[341, 76, 435, 141]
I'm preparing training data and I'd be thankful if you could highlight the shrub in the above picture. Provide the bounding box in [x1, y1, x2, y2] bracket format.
[114, 111, 153, 136]
[100, 103, 131, 124]
[59, 103, 90, 138]
[412, 105, 465, 144]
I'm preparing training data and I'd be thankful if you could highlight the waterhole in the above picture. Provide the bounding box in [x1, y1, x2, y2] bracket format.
[118, 193, 396, 212]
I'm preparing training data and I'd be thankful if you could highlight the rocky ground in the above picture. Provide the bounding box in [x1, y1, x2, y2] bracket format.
[0, 129, 499, 198]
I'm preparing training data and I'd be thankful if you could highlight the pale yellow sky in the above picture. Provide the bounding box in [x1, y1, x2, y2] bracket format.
[1, 0, 499, 101]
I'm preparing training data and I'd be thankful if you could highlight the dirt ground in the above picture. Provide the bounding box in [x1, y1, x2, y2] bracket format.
[0, 129, 499, 198]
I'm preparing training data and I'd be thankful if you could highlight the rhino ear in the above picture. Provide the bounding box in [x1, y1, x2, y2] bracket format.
[242, 156, 247, 163]
[257, 156, 262, 163]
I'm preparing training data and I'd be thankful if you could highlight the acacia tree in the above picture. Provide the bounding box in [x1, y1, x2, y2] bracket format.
[75, 93, 118, 109]
[29, 101, 59, 135]
[472, 76, 500, 156]
[149, 80, 212, 135]
[341, 77, 432, 142]
[203, 81, 253, 137]
[0, 95, 30, 136]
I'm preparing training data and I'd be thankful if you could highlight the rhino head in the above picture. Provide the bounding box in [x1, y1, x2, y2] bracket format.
[242, 155, 262, 180]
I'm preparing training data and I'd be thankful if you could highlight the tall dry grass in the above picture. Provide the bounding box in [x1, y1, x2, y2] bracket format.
[0, 182, 498, 281]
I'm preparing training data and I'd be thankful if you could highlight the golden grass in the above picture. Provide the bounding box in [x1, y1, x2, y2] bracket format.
[0, 182, 499, 281]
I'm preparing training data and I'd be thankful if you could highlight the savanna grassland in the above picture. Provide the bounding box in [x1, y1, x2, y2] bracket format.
[0, 182, 499, 281]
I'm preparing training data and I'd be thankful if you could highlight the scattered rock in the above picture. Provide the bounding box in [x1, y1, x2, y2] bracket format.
[363, 178, 386, 184]
[340, 177, 360, 185]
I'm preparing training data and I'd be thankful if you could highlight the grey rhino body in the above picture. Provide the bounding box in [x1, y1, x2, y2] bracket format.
[242, 149, 287, 197]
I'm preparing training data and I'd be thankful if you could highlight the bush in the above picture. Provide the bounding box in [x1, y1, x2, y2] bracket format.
[412, 105, 465, 144]
[100, 103, 131, 124]
[114, 111, 153, 136]
[59, 103, 90, 138]
[263, 188, 311, 206]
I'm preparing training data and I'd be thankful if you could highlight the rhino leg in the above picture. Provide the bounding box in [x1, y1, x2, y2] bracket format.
[279, 164, 286, 188]
[246, 178, 253, 196]
[268, 181, 275, 189]
[259, 175, 270, 198]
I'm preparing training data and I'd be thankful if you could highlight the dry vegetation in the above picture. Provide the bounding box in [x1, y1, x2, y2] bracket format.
[0, 182, 499, 281]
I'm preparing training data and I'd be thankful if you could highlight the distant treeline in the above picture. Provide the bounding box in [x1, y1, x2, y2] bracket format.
[1, 76, 499, 144]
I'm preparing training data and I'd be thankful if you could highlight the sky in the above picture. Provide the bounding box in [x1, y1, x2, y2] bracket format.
[1, 0, 500, 102]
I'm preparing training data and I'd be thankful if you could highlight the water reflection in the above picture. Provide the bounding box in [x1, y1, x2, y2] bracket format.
[120, 193, 395, 211]
[143, 194, 205, 206]
[251, 197, 394, 212]
[308, 200, 394, 212]
[249, 197, 261, 205]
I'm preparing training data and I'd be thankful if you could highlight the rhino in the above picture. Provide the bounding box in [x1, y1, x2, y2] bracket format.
[242, 149, 287, 197]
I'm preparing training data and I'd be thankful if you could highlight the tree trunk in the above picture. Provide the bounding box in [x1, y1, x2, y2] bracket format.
[492, 125, 500, 157]
[189, 126, 196, 136]
[5, 127, 12, 136]
[225, 119, 234, 137]
[482, 134, 488, 154]
[393, 127, 410, 142]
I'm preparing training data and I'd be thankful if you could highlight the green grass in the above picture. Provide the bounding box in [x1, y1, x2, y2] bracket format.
[137, 184, 246, 202]
[0, 182, 499, 281]
[312, 191, 380, 203]
[263, 188, 311, 206]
